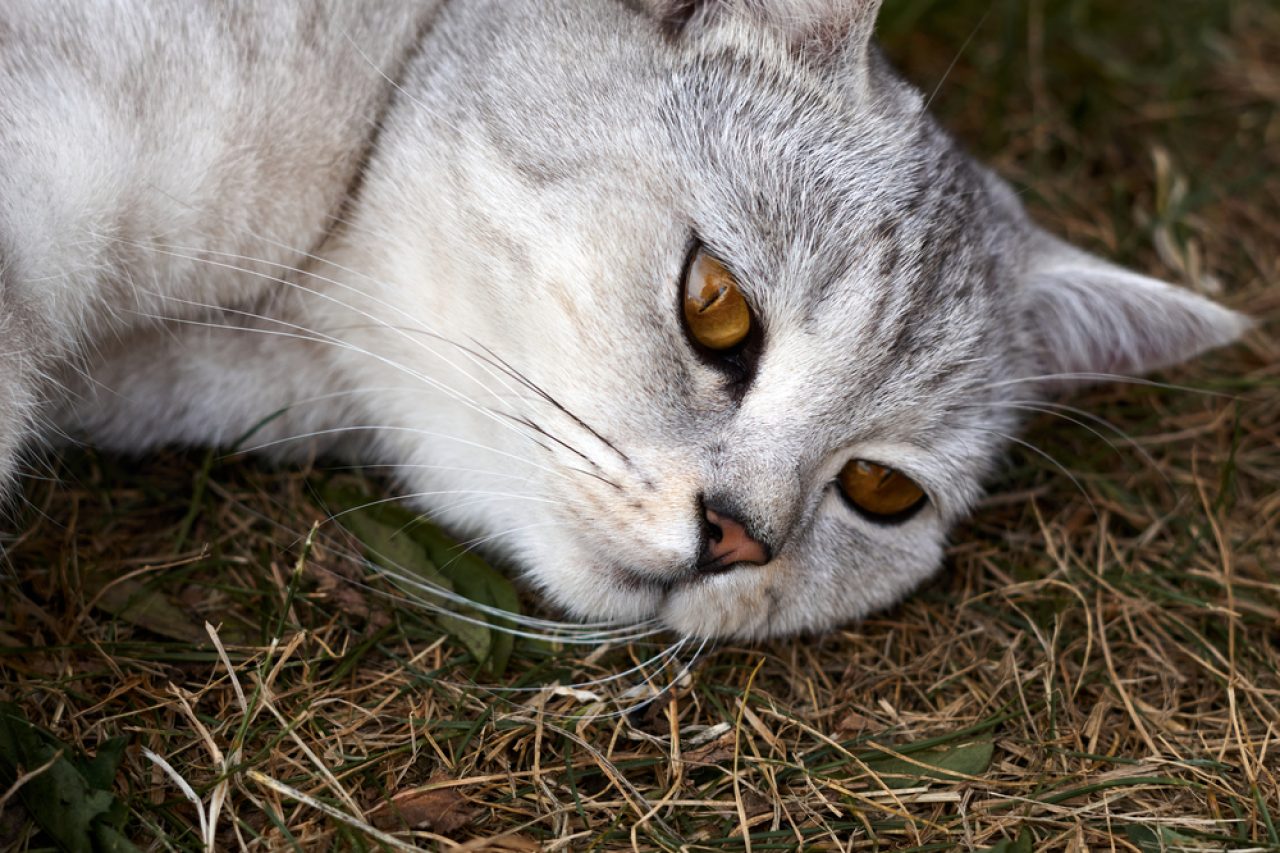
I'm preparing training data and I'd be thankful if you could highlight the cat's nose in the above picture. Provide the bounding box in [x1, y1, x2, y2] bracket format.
[701, 506, 771, 569]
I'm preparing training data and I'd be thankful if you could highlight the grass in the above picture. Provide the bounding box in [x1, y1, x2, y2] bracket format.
[2, 0, 1278, 849]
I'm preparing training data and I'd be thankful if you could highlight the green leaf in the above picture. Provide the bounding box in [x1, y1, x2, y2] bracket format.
[862, 737, 994, 789]
[90, 579, 206, 645]
[324, 485, 496, 667]
[1125, 824, 1210, 852]
[79, 737, 131, 831]
[981, 827, 1034, 853]
[0, 704, 139, 853]
[403, 517, 523, 676]
[88, 576, 253, 646]
[93, 824, 141, 853]
[79, 737, 127, 791]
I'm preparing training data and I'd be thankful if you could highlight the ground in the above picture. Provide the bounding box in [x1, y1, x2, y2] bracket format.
[2, 1, 1278, 850]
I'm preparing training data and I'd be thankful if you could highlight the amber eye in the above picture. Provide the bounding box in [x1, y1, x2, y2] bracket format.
[838, 460, 927, 521]
[683, 250, 751, 351]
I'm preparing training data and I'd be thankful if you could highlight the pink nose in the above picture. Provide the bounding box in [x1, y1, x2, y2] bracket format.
[703, 508, 771, 568]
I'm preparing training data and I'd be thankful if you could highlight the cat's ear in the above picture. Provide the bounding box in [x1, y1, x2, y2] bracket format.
[628, 0, 702, 31]
[632, 0, 883, 50]
[1021, 235, 1251, 383]
[745, 0, 883, 47]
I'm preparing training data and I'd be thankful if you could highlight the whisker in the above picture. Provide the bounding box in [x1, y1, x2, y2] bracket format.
[238, 424, 580, 485]
[324, 489, 563, 521]
[117, 232, 554, 420]
[481, 639, 690, 695]
[967, 426, 1099, 516]
[194, 481, 666, 640]
[118, 239, 624, 487]
[127, 261, 558, 458]
[313, 527, 665, 642]
[348, 564, 666, 644]
[334, 322, 612, 459]
[985, 372, 1238, 398]
[469, 339, 633, 466]
[476, 639, 698, 723]
[322, 461, 532, 484]
[337, 517, 667, 642]
[922, 4, 993, 111]
[977, 399, 1171, 487]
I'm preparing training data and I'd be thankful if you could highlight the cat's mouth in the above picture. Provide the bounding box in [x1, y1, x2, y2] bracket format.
[609, 559, 760, 596]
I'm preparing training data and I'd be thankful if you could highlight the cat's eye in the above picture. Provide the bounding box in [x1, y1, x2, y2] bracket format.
[683, 250, 751, 351]
[838, 460, 927, 522]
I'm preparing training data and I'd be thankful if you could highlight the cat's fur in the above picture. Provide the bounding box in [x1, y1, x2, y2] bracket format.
[0, 0, 1248, 639]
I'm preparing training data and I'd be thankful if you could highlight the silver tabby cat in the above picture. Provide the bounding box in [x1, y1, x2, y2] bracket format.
[0, 0, 1248, 639]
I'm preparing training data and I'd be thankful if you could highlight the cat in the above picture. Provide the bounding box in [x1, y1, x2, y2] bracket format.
[0, 0, 1249, 640]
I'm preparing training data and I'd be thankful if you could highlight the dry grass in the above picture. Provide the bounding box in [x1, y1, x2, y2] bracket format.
[2, 1, 1278, 850]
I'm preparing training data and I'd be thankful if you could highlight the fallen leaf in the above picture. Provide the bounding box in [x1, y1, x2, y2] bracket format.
[324, 484, 493, 666]
[400, 516, 522, 676]
[683, 734, 735, 767]
[1125, 824, 1212, 852]
[91, 578, 206, 645]
[685, 722, 733, 746]
[374, 785, 474, 834]
[861, 737, 994, 789]
[478, 835, 543, 852]
[835, 711, 871, 736]
[307, 562, 373, 623]
[550, 685, 603, 704]
[980, 827, 1034, 853]
[89, 576, 253, 646]
[741, 791, 773, 818]
[0, 704, 138, 853]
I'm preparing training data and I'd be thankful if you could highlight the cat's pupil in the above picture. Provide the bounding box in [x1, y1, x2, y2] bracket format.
[694, 283, 728, 313]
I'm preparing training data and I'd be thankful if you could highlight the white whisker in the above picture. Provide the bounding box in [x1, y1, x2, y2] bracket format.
[154, 230, 619, 466]
[481, 639, 690, 695]
[977, 398, 1170, 485]
[985, 372, 1237, 398]
[238, 424, 577, 484]
[968, 426, 1098, 515]
[124, 253, 562, 459]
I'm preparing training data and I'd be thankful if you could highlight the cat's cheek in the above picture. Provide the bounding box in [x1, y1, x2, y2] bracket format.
[519, 527, 669, 624]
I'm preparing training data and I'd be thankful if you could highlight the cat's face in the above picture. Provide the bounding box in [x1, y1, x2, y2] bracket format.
[343, 0, 1247, 639]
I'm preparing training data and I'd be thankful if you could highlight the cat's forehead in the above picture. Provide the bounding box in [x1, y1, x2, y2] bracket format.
[667, 37, 997, 258]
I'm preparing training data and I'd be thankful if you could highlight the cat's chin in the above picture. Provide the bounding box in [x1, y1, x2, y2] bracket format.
[525, 554, 768, 640]
[545, 545, 946, 642]
[657, 576, 778, 641]
[540, 556, 802, 641]
[521, 531, 833, 640]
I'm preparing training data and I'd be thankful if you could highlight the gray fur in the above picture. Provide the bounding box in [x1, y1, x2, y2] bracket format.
[0, 0, 1248, 638]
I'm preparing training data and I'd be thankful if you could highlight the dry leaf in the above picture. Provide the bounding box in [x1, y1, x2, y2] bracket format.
[742, 791, 773, 818]
[308, 562, 373, 623]
[835, 710, 871, 736]
[375, 784, 474, 834]
[683, 736, 735, 767]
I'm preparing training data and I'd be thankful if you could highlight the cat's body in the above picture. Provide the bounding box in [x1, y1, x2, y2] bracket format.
[0, 1, 435, 463]
[0, 0, 1248, 639]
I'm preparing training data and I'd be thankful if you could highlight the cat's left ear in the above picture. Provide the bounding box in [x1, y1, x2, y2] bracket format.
[1020, 234, 1251, 383]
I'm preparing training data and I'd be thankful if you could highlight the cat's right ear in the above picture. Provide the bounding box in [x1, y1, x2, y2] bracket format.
[628, 0, 702, 31]
[630, 0, 884, 53]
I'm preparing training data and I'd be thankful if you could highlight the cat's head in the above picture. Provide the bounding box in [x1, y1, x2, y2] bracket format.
[344, 0, 1248, 639]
